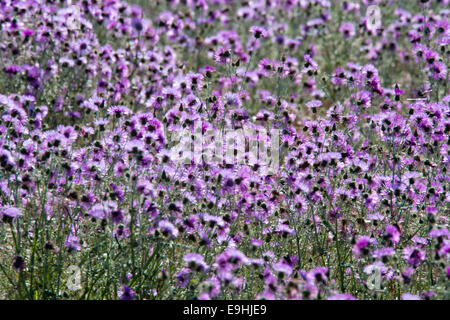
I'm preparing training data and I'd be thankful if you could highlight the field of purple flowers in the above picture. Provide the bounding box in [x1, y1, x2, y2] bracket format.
[0, 0, 449, 300]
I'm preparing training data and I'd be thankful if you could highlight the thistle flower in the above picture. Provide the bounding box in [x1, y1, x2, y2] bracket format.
[224, 92, 243, 107]
[249, 26, 269, 39]
[372, 247, 395, 262]
[401, 267, 414, 284]
[403, 246, 426, 268]
[131, 18, 143, 33]
[273, 261, 293, 279]
[214, 48, 232, 64]
[216, 247, 249, 270]
[1, 206, 22, 223]
[89, 203, 109, 220]
[401, 293, 421, 300]
[306, 267, 329, 285]
[201, 65, 216, 78]
[353, 236, 375, 258]
[384, 225, 401, 246]
[423, 49, 438, 65]
[306, 100, 322, 114]
[110, 209, 124, 224]
[176, 268, 192, 287]
[431, 61, 447, 80]
[108, 105, 131, 118]
[184, 253, 209, 273]
[339, 22, 355, 39]
[158, 220, 179, 238]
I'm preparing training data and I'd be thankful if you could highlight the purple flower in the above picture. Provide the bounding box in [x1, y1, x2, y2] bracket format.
[65, 234, 81, 252]
[353, 236, 374, 258]
[158, 220, 179, 238]
[131, 18, 144, 33]
[184, 253, 209, 273]
[110, 209, 124, 224]
[403, 246, 426, 268]
[249, 26, 269, 39]
[420, 291, 434, 300]
[118, 285, 135, 300]
[89, 204, 108, 220]
[200, 65, 216, 79]
[108, 105, 131, 118]
[306, 267, 329, 285]
[22, 29, 34, 37]
[216, 247, 249, 270]
[372, 247, 395, 261]
[402, 267, 414, 284]
[423, 49, 438, 65]
[394, 83, 404, 96]
[275, 223, 296, 238]
[214, 48, 232, 65]
[432, 61, 447, 80]
[339, 22, 355, 39]
[306, 99, 322, 114]
[224, 92, 243, 108]
[1, 206, 22, 222]
[176, 268, 192, 288]
[273, 261, 292, 279]
[4, 64, 22, 75]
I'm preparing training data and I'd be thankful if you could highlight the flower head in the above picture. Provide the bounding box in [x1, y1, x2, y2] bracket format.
[118, 285, 136, 300]
[403, 246, 426, 268]
[249, 26, 269, 39]
[339, 22, 355, 39]
[1, 206, 22, 223]
[158, 220, 179, 239]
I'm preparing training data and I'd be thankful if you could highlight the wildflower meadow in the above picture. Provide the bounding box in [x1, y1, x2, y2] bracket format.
[0, 0, 449, 301]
